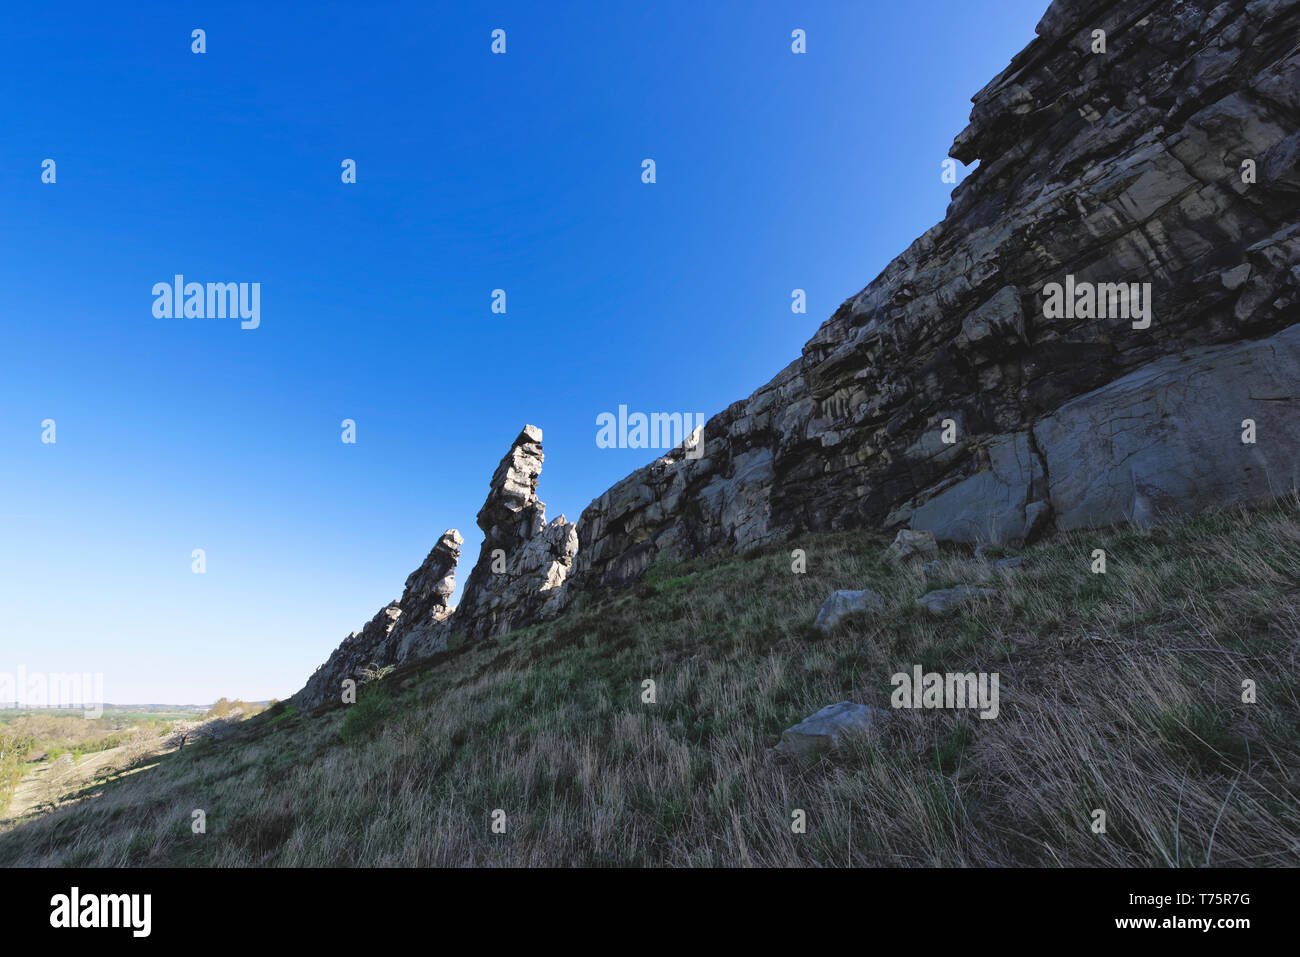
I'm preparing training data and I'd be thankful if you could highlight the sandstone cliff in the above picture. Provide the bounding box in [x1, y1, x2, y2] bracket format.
[569, 0, 1300, 587]
[295, 0, 1300, 710]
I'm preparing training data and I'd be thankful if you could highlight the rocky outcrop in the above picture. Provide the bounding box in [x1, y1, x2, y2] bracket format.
[1032, 322, 1300, 529]
[391, 529, 464, 659]
[566, 0, 1300, 588]
[453, 426, 578, 641]
[295, 529, 462, 710]
[294, 429, 576, 709]
[295, 600, 404, 711]
[295, 0, 1300, 707]
[908, 432, 1050, 544]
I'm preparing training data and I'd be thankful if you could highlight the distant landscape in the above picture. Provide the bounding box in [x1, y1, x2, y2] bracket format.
[1, 701, 267, 825]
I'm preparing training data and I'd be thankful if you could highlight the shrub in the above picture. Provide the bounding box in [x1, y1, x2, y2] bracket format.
[340, 687, 393, 743]
[0, 728, 36, 814]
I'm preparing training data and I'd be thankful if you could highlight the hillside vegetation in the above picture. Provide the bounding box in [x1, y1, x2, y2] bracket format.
[2, 498, 1298, 866]
[0, 706, 262, 824]
[0, 711, 188, 817]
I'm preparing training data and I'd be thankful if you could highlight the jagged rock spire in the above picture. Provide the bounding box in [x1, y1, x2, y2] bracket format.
[477, 424, 546, 543]
[455, 425, 577, 641]
[294, 529, 462, 710]
[294, 426, 579, 710]
[391, 529, 464, 659]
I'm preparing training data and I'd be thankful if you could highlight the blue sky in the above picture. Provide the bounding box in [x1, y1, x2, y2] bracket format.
[1, 0, 1047, 704]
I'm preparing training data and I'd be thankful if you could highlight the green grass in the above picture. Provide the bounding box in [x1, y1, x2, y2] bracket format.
[340, 688, 393, 743]
[2, 497, 1299, 866]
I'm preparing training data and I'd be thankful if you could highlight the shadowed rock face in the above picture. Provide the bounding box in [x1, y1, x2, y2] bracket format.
[565, 0, 1300, 589]
[1032, 323, 1300, 529]
[295, 530, 461, 710]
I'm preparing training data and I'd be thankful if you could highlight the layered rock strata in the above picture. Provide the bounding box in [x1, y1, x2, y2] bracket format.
[567, 0, 1300, 589]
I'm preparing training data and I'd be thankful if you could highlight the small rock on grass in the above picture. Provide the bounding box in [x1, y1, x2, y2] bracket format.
[916, 585, 998, 616]
[813, 589, 884, 632]
[777, 701, 884, 761]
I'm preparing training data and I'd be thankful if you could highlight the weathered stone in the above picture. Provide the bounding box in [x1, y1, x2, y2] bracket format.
[294, 523, 466, 711]
[954, 285, 1026, 350]
[1033, 324, 1300, 530]
[1221, 264, 1252, 290]
[813, 589, 885, 632]
[917, 585, 999, 616]
[454, 425, 579, 640]
[561, 0, 1300, 592]
[295, 601, 404, 712]
[909, 433, 1048, 545]
[1261, 129, 1300, 192]
[884, 529, 939, 565]
[392, 529, 463, 659]
[777, 701, 883, 761]
[294, 427, 577, 709]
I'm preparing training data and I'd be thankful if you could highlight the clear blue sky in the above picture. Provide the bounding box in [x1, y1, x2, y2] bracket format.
[1, 0, 1047, 704]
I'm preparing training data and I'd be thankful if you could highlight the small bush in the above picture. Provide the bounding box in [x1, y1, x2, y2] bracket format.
[0, 728, 36, 814]
[340, 687, 393, 743]
[266, 703, 298, 727]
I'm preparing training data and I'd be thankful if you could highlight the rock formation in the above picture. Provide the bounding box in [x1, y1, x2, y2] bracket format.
[391, 529, 464, 659]
[453, 425, 578, 641]
[295, 428, 575, 710]
[567, 0, 1300, 590]
[296, 0, 1300, 707]
[295, 530, 461, 710]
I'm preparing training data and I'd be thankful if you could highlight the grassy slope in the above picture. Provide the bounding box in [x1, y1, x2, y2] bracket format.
[2, 498, 1298, 866]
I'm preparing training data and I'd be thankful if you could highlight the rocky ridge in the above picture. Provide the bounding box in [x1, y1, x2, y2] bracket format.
[564, 0, 1300, 590]
[296, 0, 1300, 711]
[296, 430, 576, 710]
[296, 529, 462, 710]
